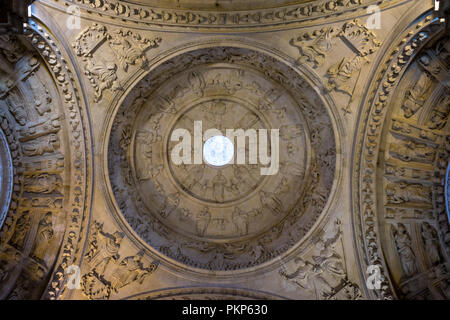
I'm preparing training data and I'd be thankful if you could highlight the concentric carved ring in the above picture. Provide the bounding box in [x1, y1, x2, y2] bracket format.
[108, 46, 337, 272]
[165, 96, 270, 205]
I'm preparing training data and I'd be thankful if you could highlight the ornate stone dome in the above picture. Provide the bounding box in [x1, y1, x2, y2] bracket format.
[107, 46, 337, 273]
[1, 0, 448, 302]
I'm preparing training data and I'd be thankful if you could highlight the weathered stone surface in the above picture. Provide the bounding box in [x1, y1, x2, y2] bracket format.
[0, 0, 448, 300]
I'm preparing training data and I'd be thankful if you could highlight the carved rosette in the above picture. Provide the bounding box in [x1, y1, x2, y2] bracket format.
[107, 46, 337, 273]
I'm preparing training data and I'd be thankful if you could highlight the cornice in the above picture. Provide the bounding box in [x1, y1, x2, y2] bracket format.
[123, 286, 289, 300]
[38, 0, 410, 32]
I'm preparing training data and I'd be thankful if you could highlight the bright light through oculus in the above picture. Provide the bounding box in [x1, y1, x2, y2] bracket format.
[203, 135, 234, 167]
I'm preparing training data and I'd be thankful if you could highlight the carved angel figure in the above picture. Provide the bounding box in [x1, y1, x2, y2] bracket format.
[9, 214, 31, 249]
[28, 74, 52, 116]
[85, 223, 124, 275]
[311, 220, 346, 278]
[392, 224, 417, 278]
[32, 212, 54, 262]
[110, 251, 158, 292]
[401, 72, 432, 118]
[231, 207, 260, 236]
[428, 95, 449, 130]
[84, 60, 121, 102]
[196, 207, 211, 237]
[421, 222, 441, 266]
[279, 258, 333, 298]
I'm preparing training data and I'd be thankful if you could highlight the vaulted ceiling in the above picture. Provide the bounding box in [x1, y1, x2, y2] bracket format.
[0, 0, 448, 300]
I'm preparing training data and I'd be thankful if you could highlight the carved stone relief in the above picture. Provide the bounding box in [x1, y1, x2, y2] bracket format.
[279, 219, 363, 300]
[107, 46, 337, 273]
[290, 19, 381, 112]
[353, 12, 450, 299]
[73, 23, 161, 102]
[80, 221, 159, 300]
[0, 34, 66, 299]
[0, 17, 91, 300]
[0, 0, 448, 301]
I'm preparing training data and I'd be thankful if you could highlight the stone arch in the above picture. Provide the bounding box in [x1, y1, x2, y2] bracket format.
[0, 19, 92, 300]
[352, 6, 450, 299]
